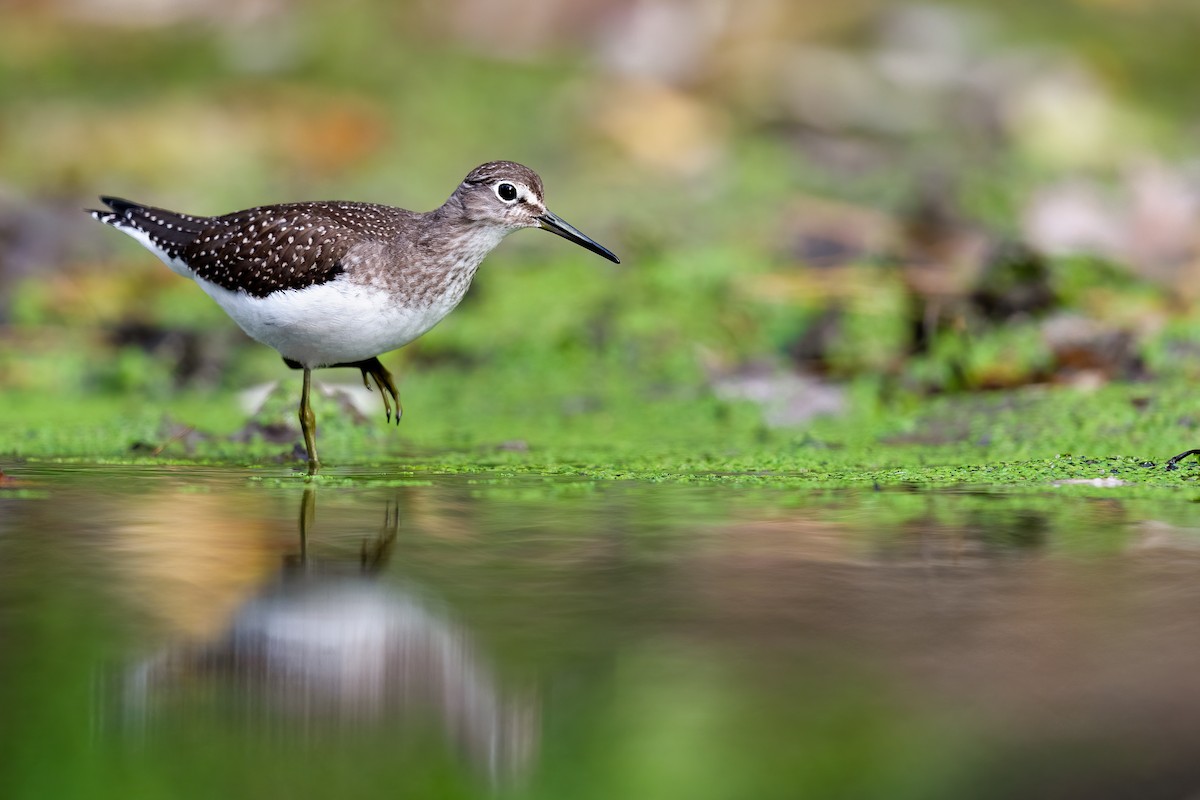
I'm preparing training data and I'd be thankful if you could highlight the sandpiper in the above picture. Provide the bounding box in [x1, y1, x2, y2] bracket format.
[90, 161, 619, 473]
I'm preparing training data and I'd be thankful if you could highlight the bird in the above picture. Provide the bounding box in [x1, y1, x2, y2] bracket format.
[89, 161, 620, 473]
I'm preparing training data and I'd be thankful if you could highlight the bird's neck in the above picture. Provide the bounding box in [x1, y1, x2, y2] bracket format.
[416, 202, 512, 273]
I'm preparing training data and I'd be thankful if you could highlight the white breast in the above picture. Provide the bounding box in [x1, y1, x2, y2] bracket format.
[195, 276, 468, 367]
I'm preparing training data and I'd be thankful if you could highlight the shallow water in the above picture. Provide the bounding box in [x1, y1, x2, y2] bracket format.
[3, 464, 1200, 799]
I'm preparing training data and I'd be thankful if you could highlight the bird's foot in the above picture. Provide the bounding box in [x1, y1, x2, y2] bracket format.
[355, 358, 402, 426]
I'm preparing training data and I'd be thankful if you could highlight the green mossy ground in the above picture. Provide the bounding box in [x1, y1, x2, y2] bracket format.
[6, 359, 1200, 497]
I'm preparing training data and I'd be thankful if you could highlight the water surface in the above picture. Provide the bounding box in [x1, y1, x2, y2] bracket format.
[3, 464, 1200, 799]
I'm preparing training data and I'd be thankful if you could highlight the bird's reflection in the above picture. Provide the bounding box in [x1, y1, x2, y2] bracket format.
[123, 488, 536, 781]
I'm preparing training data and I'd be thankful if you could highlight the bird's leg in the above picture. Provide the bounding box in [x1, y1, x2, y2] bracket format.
[299, 367, 320, 474]
[284, 356, 401, 427]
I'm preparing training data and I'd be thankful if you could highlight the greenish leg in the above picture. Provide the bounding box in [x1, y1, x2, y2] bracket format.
[299, 367, 320, 474]
[283, 355, 401, 427]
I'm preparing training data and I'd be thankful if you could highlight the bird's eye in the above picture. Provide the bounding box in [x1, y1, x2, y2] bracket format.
[496, 182, 518, 202]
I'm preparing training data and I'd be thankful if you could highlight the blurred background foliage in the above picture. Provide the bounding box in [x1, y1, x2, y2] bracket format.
[2, 0, 1200, 451]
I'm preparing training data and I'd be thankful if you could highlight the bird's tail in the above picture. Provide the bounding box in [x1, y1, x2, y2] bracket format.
[87, 196, 208, 250]
[87, 196, 213, 277]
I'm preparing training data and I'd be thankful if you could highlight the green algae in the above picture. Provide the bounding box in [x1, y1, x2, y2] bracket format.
[5, 359, 1200, 497]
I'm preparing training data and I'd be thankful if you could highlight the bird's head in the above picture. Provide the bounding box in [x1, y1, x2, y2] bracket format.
[455, 161, 619, 263]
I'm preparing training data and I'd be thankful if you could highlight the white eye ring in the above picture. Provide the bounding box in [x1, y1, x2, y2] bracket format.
[495, 182, 519, 203]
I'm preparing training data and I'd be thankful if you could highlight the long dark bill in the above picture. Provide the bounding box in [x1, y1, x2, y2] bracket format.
[538, 211, 620, 264]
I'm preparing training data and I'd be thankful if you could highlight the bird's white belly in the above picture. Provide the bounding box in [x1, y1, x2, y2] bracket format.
[196, 277, 462, 367]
